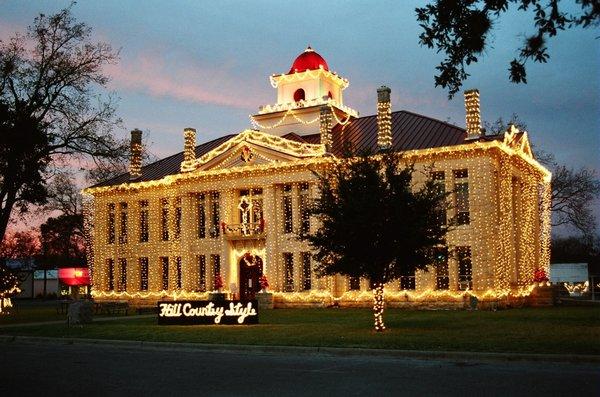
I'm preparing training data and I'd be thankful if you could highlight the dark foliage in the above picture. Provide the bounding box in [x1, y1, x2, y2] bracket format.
[302, 153, 450, 284]
[0, 6, 127, 240]
[416, 0, 600, 97]
[551, 235, 600, 275]
[39, 213, 85, 268]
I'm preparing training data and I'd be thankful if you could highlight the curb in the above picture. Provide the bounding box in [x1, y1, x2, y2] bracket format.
[1, 334, 599, 364]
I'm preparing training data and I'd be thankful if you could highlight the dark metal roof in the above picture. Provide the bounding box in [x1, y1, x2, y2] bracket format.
[91, 110, 466, 188]
[90, 134, 235, 188]
[329, 110, 465, 156]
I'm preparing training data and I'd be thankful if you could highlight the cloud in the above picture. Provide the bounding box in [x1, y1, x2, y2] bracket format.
[106, 51, 271, 110]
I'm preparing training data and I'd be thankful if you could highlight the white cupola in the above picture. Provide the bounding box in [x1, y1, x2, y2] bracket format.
[250, 46, 358, 137]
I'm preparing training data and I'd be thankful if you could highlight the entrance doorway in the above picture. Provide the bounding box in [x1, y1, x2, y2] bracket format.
[239, 253, 263, 300]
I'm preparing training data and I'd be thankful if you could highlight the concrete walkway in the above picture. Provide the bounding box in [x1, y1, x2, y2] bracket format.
[0, 314, 154, 328]
[1, 333, 599, 364]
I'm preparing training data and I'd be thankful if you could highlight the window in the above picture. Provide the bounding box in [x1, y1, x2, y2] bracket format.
[399, 272, 416, 290]
[160, 257, 169, 290]
[174, 197, 182, 239]
[139, 200, 149, 242]
[282, 184, 293, 234]
[453, 169, 470, 225]
[175, 257, 182, 289]
[107, 259, 114, 291]
[107, 203, 115, 244]
[349, 277, 361, 291]
[431, 171, 447, 227]
[211, 254, 221, 290]
[161, 198, 169, 241]
[139, 257, 149, 291]
[293, 88, 305, 102]
[118, 258, 127, 292]
[119, 202, 128, 244]
[457, 247, 473, 291]
[434, 248, 449, 290]
[198, 255, 207, 292]
[283, 253, 294, 292]
[197, 194, 206, 238]
[301, 252, 311, 291]
[299, 183, 310, 234]
[210, 192, 220, 238]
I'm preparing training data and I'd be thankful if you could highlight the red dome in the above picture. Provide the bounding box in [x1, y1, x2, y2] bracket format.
[288, 46, 329, 74]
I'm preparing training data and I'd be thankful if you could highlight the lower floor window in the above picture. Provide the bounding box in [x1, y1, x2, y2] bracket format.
[161, 257, 169, 290]
[301, 252, 311, 291]
[434, 248, 449, 290]
[457, 246, 473, 290]
[283, 253, 294, 292]
[107, 259, 114, 291]
[175, 257, 182, 289]
[349, 276, 360, 291]
[198, 255, 207, 292]
[118, 258, 127, 292]
[399, 273, 416, 290]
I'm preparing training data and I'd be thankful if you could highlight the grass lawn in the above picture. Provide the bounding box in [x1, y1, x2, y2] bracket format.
[0, 300, 117, 324]
[1, 303, 599, 355]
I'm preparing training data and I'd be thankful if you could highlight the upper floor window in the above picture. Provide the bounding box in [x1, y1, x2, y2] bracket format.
[107, 203, 115, 244]
[118, 202, 128, 244]
[431, 171, 447, 227]
[282, 184, 293, 234]
[161, 198, 169, 241]
[453, 169, 470, 225]
[197, 192, 221, 238]
[174, 197, 182, 240]
[139, 200, 149, 243]
[293, 88, 305, 102]
[299, 183, 310, 234]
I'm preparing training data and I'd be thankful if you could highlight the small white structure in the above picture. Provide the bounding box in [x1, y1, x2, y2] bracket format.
[550, 263, 588, 283]
[550, 263, 589, 297]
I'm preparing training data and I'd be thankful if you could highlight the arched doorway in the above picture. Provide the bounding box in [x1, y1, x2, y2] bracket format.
[239, 253, 263, 300]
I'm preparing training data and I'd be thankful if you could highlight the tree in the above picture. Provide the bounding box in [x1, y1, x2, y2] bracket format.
[485, 116, 600, 238]
[0, 6, 127, 241]
[0, 230, 40, 263]
[416, 1, 600, 97]
[302, 153, 449, 331]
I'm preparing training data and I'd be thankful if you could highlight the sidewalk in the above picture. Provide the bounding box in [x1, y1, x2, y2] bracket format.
[0, 314, 154, 328]
[1, 333, 599, 364]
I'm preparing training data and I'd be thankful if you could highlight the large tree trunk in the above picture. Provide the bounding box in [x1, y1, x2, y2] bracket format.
[373, 283, 386, 332]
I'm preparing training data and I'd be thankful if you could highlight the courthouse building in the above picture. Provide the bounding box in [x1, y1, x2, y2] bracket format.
[83, 47, 552, 307]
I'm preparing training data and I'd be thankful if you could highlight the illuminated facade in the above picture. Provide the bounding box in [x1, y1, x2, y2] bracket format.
[83, 47, 551, 307]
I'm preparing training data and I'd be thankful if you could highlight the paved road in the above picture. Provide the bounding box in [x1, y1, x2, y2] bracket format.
[0, 342, 598, 396]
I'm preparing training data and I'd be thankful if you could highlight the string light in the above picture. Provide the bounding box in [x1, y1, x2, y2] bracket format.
[464, 89, 482, 138]
[269, 67, 349, 89]
[84, 56, 552, 308]
[377, 86, 392, 150]
[249, 103, 353, 131]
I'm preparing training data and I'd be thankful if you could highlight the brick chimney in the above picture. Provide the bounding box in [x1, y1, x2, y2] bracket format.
[464, 89, 482, 140]
[319, 105, 332, 153]
[377, 86, 392, 151]
[183, 127, 196, 162]
[129, 129, 142, 180]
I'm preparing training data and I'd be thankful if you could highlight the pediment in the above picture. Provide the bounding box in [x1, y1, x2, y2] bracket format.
[181, 129, 325, 172]
[503, 125, 533, 158]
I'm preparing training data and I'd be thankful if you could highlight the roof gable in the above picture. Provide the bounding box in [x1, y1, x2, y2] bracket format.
[182, 130, 325, 172]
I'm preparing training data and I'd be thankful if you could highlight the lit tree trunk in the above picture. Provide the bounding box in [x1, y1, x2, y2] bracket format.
[373, 282, 385, 332]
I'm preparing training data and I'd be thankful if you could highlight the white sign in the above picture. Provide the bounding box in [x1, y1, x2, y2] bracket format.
[157, 300, 258, 325]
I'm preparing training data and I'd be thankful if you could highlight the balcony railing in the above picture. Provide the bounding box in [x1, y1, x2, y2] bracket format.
[222, 222, 265, 239]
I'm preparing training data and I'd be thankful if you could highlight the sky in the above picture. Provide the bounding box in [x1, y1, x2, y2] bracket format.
[1, 0, 599, 232]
